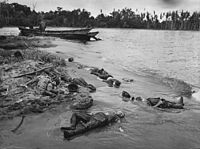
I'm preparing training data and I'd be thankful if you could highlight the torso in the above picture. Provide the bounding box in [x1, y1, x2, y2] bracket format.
[92, 112, 108, 122]
[146, 98, 161, 106]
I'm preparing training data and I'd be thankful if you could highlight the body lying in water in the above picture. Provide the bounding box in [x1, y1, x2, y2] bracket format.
[90, 68, 121, 88]
[90, 68, 113, 80]
[103, 77, 121, 88]
[122, 91, 184, 109]
[61, 111, 125, 139]
[61, 111, 125, 131]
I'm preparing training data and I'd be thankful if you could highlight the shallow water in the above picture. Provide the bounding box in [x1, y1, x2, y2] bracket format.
[1, 27, 200, 149]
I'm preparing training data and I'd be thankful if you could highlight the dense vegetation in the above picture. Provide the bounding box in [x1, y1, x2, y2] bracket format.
[0, 1, 200, 30]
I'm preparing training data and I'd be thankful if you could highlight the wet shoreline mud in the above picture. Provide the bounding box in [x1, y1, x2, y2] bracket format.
[1, 34, 200, 149]
[0, 36, 118, 148]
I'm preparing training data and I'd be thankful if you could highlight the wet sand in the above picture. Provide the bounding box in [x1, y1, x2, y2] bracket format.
[0, 36, 118, 149]
[1, 34, 200, 149]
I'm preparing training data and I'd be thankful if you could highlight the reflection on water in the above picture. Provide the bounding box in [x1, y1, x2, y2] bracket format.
[1, 27, 200, 149]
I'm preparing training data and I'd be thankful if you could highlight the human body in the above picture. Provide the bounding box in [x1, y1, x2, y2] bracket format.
[145, 97, 184, 109]
[103, 78, 121, 88]
[90, 68, 113, 80]
[121, 91, 184, 109]
[61, 111, 125, 135]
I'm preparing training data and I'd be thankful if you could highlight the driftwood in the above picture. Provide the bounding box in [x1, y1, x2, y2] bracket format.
[11, 115, 25, 133]
[13, 65, 53, 78]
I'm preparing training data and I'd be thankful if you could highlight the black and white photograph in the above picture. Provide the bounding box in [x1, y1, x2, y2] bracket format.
[0, 0, 200, 148]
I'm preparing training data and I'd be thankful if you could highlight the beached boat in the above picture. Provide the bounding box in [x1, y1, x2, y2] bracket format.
[18, 26, 100, 41]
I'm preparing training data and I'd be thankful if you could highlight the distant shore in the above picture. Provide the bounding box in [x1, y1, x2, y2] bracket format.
[1, 2, 200, 31]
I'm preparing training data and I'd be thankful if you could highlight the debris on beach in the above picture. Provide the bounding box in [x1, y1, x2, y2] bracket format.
[0, 42, 95, 120]
[70, 92, 93, 110]
[0, 57, 67, 119]
[68, 57, 74, 62]
[0, 35, 57, 50]
[11, 115, 26, 133]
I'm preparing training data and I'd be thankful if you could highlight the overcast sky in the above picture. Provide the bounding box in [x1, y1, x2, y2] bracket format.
[8, 0, 200, 16]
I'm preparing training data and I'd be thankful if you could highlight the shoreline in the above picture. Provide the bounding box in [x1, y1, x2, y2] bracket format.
[0, 35, 112, 118]
[1, 34, 199, 149]
[0, 36, 120, 148]
[1, 26, 200, 32]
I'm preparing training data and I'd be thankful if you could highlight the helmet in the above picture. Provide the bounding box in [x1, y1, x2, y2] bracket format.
[116, 111, 125, 118]
[122, 91, 131, 98]
[114, 80, 121, 88]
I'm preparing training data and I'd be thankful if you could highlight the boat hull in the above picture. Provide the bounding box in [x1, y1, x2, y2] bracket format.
[18, 27, 99, 41]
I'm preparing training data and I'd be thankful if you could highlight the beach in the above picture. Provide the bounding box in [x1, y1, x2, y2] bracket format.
[1, 28, 200, 149]
[0, 34, 125, 149]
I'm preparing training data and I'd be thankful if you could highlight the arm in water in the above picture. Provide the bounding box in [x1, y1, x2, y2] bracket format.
[153, 99, 164, 108]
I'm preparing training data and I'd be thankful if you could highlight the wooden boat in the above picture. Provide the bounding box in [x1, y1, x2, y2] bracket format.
[18, 26, 100, 41]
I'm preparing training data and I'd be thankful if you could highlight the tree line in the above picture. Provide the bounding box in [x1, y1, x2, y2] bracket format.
[0, 1, 200, 30]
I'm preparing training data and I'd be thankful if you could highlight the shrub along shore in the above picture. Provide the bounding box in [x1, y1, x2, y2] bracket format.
[0, 2, 200, 30]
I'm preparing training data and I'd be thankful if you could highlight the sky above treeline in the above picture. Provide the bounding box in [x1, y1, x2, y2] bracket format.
[8, 0, 200, 16]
